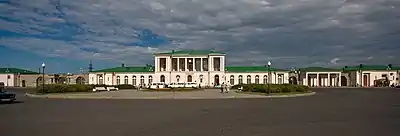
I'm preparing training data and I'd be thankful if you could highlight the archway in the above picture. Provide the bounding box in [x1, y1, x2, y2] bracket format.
[58, 77, 67, 84]
[76, 77, 86, 84]
[289, 76, 298, 84]
[187, 75, 192, 82]
[341, 76, 347, 86]
[214, 75, 220, 85]
[36, 77, 43, 87]
[22, 80, 26, 87]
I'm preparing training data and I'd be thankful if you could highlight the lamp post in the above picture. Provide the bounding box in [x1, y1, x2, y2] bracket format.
[387, 64, 391, 87]
[42, 63, 45, 92]
[359, 64, 363, 87]
[266, 61, 271, 95]
[5, 68, 9, 87]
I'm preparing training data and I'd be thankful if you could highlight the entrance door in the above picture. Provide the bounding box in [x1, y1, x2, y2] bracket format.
[214, 75, 220, 85]
[22, 80, 26, 87]
[341, 76, 347, 86]
[289, 77, 297, 84]
[363, 75, 368, 87]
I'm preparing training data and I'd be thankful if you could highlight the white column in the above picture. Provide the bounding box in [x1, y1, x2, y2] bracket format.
[192, 58, 195, 71]
[154, 57, 158, 72]
[305, 73, 309, 86]
[185, 58, 188, 71]
[328, 73, 331, 87]
[209, 57, 213, 71]
[359, 71, 362, 87]
[200, 58, 203, 71]
[177, 58, 180, 71]
[338, 73, 342, 86]
[316, 73, 320, 87]
[167, 57, 171, 71]
[220, 56, 224, 71]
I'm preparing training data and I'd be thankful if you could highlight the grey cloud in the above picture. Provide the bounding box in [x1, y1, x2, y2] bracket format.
[1, 0, 400, 67]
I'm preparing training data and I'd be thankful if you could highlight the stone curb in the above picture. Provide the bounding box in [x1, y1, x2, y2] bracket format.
[25, 92, 316, 100]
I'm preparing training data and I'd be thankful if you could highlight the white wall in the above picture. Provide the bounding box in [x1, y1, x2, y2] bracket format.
[0, 74, 15, 87]
[362, 70, 399, 86]
[225, 72, 289, 85]
[89, 71, 291, 86]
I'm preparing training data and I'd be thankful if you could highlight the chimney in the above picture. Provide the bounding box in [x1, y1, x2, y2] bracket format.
[122, 63, 125, 67]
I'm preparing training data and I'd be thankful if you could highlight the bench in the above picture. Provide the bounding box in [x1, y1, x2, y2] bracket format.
[92, 87, 107, 92]
[107, 87, 119, 91]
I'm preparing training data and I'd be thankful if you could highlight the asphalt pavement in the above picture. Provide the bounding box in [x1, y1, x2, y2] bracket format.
[1, 88, 400, 136]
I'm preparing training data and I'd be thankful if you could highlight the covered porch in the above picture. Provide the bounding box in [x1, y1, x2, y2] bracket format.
[304, 72, 342, 87]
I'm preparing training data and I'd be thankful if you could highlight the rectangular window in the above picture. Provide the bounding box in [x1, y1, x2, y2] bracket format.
[187, 58, 193, 71]
[160, 58, 167, 71]
[213, 57, 220, 71]
[202, 58, 208, 71]
[179, 58, 185, 71]
[172, 58, 178, 71]
[195, 58, 201, 71]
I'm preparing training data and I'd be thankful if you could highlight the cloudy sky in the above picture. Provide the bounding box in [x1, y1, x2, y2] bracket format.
[1, 0, 400, 73]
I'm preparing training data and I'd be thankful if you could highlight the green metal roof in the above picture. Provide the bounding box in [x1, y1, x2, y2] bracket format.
[299, 67, 341, 72]
[342, 65, 400, 71]
[91, 66, 155, 73]
[226, 66, 287, 72]
[0, 68, 39, 74]
[154, 50, 225, 56]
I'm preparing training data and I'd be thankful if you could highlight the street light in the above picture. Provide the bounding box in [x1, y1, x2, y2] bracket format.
[387, 64, 392, 87]
[41, 63, 45, 92]
[359, 64, 363, 87]
[266, 61, 271, 95]
[5, 68, 9, 87]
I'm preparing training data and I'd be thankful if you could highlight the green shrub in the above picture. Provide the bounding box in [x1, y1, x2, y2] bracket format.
[232, 84, 310, 93]
[36, 84, 93, 94]
[115, 84, 136, 89]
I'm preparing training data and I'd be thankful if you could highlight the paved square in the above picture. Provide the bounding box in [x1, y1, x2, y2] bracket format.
[1, 88, 400, 136]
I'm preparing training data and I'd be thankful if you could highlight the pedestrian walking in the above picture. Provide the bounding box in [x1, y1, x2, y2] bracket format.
[220, 82, 225, 93]
[225, 81, 231, 93]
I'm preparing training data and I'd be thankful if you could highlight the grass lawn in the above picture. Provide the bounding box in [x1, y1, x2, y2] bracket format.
[237, 91, 313, 96]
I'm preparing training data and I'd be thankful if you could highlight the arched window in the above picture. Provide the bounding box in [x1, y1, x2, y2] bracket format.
[239, 75, 243, 84]
[124, 76, 128, 84]
[76, 77, 85, 84]
[160, 75, 165, 83]
[116, 76, 121, 85]
[140, 76, 145, 86]
[255, 75, 259, 84]
[132, 76, 136, 85]
[187, 75, 192, 82]
[149, 76, 153, 84]
[199, 75, 203, 83]
[247, 75, 251, 84]
[176, 75, 180, 82]
[263, 75, 268, 84]
[230, 75, 235, 85]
